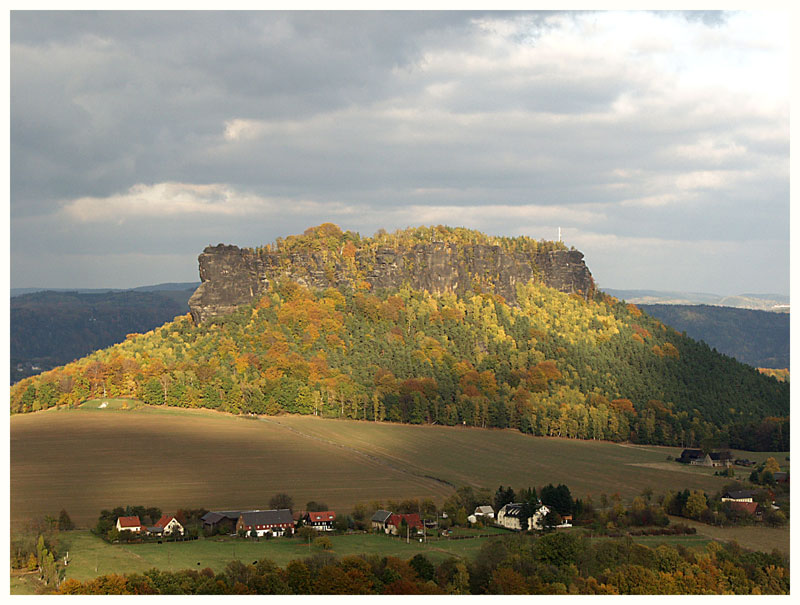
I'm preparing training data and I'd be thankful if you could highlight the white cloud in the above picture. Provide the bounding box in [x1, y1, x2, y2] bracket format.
[59, 181, 382, 226]
[62, 182, 281, 222]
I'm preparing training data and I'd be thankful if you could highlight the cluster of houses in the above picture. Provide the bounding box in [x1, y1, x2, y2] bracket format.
[720, 488, 782, 520]
[677, 450, 789, 484]
[116, 514, 185, 537]
[370, 510, 430, 535]
[677, 449, 735, 468]
[115, 500, 577, 542]
[199, 509, 337, 537]
[369, 502, 571, 536]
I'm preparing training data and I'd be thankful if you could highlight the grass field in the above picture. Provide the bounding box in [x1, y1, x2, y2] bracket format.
[10, 571, 48, 595]
[46, 526, 719, 586]
[11, 406, 789, 555]
[55, 530, 499, 582]
[36, 526, 721, 590]
[664, 516, 790, 555]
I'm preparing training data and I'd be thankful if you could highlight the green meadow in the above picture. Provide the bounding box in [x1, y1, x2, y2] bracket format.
[57, 530, 498, 582]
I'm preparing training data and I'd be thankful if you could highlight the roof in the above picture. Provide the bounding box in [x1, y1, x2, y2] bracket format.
[155, 515, 179, 528]
[500, 503, 524, 517]
[201, 512, 224, 524]
[117, 516, 141, 528]
[679, 449, 704, 459]
[726, 501, 759, 515]
[146, 526, 163, 533]
[709, 451, 733, 460]
[371, 510, 393, 523]
[307, 511, 336, 523]
[202, 510, 243, 523]
[500, 503, 549, 518]
[387, 513, 422, 529]
[723, 490, 756, 500]
[239, 509, 294, 527]
[475, 506, 494, 515]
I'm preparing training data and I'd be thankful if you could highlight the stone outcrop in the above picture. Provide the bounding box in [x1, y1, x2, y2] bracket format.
[189, 241, 595, 324]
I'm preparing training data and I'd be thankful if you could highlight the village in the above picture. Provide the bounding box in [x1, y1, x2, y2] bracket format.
[110, 498, 574, 544]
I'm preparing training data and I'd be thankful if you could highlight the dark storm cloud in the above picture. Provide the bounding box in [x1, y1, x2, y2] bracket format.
[9, 11, 788, 294]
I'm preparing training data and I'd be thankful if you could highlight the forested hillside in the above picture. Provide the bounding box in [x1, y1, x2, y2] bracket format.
[10, 289, 194, 383]
[11, 228, 789, 451]
[639, 304, 789, 370]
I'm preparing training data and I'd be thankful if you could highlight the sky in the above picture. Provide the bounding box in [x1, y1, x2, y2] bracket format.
[9, 10, 791, 296]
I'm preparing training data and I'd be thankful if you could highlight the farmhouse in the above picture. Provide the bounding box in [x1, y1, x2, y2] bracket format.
[724, 501, 763, 521]
[721, 490, 756, 503]
[773, 472, 789, 484]
[497, 503, 551, 531]
[371, 510, 393, 532]
[201, 510, 242, 534]
[677, 449, 704, 464]
[303, 511, 336, 531]
[474, 505, 495, 519]
[153, 514, 184, 536]
[708, 451, 734, 467]
[386, 513, 423, 535]
[679, 449, 733, 468]
[116, 516, 142, 534]
[497, 503, 523, 530]
[236, 509, 294, 537]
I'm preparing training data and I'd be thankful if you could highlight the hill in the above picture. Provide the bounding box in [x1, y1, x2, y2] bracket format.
[639, 304, 789, 370]
[10, 288, 196, 383]
[9, 224, 789, 451]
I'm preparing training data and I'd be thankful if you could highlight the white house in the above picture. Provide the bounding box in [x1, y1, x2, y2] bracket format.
[497, 503, 551, 531]
[154, 515, 185, 536]
[116, 516, 142, 534]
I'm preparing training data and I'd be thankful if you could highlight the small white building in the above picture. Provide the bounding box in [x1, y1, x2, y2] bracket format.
[474, 505, 495, 519]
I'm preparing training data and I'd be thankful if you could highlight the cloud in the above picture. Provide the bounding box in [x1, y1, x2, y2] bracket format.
[62, 183, 275, 222]
[10, 11, 789, 295]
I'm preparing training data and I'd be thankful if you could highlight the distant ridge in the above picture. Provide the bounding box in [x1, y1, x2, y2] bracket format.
[639, 304, 789, 370]
[604, 289, 789, 313]
[10, 282, 201, 298]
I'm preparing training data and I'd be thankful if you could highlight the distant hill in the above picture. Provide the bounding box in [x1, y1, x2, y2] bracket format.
[639, 304, 789, 370]
[10, 287, 197, 383]
[605, 289, 789, 313]
[10, 282, 200, 298]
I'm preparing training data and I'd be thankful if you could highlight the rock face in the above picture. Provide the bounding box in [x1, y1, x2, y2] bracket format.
[188, 242, 595, 323]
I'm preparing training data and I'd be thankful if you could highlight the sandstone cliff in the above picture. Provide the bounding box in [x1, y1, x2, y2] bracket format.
[189, 234, 594, 324]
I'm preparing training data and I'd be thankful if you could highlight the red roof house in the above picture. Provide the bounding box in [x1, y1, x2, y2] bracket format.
[386, 513, 422, 535]
[304, 511, 337, 531]
[153, 514, 185, 536]
[725, 501, 761, 519]
[116, 516, 142, 533]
